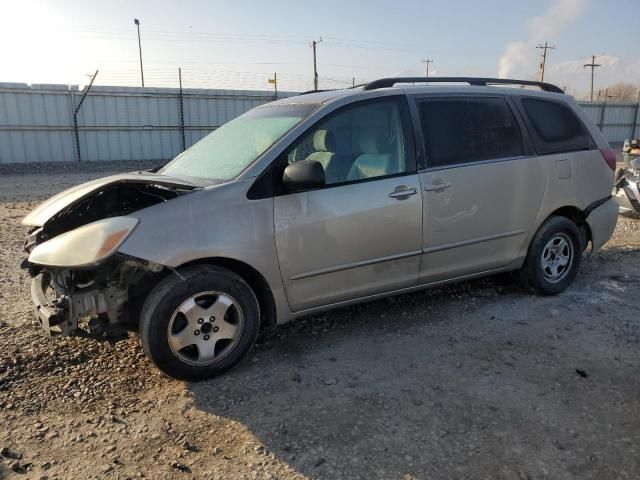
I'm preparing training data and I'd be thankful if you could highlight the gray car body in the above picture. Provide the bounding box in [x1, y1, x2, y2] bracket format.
[111, 85, 618, 325]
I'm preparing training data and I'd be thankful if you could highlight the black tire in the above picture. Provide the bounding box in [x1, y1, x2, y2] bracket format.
[520, 216, 583, 295]
[140, 265, 260, 381]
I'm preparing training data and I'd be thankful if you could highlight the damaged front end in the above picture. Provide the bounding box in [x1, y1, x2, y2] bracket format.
[22, 173, 199, 337]
[28, 255, 162, 337]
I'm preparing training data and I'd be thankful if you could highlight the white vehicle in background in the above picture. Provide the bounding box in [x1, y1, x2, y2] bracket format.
[615, 138, 640, 216]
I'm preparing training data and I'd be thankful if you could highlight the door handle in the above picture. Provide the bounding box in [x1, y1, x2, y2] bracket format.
[424, 182, 451, 192]
[388, 186, 417, 199]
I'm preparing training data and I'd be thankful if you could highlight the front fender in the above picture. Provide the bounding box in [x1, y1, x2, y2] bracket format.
[118, 179, 292, 323]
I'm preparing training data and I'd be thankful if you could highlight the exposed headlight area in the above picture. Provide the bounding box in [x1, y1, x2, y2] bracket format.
[28, 251, 165, 337]
[23, 217, 169, 338]
[29, 217, 139, 268]
[21, 176, 197, 338]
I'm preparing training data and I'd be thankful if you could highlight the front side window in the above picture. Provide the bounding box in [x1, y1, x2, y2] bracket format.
[286, 98, 410, 185]
[419, 97, 524, 168]
[160, 104, 317, 182]
[521, 98, 592, 154]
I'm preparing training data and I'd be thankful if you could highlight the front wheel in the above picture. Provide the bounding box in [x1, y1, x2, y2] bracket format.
[520, 216, 583, 295]
[140, 265, 260, 380]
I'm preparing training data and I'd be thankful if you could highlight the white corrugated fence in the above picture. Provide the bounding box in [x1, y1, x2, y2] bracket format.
[0, 83, 294, 164]
[0, 82, 638, 164]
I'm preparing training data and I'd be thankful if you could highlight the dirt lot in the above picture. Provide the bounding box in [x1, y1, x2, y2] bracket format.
[1, 162, 639, 480]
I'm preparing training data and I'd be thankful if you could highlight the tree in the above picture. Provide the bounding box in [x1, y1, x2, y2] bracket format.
[605, 82, 640, 102]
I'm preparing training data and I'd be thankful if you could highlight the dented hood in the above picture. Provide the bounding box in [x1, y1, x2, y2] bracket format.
[22, 172, 199, 227]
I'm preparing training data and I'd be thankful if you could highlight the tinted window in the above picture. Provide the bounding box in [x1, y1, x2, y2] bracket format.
[287, 99, 410, 185]
[521, 98, 592, 154]
[419, 97, 523, 168]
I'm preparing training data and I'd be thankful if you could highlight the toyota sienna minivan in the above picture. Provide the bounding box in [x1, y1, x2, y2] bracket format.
[22, 77, 619, 380]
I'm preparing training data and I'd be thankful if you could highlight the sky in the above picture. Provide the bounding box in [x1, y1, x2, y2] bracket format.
[0, 0, 638, 95]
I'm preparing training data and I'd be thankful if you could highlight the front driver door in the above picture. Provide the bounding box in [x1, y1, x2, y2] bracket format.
[273, 96, 423, 312]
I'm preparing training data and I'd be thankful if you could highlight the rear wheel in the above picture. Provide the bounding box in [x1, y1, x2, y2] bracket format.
[520, 216, 583, 295]
[140, 265, 260, 380]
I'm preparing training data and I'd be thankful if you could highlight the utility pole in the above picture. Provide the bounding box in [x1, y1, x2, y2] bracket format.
[632, 89, 640, 139]
[536, 42, 555, 82]
[134, 18, 144, 88]
[421, 59, 434, 77]
[584, 55, 602, 102]
[599, 88, 610, 130]
[268, 72, 278, 99]
[310, 38, 322, 90]
[352, 77, 355, 87]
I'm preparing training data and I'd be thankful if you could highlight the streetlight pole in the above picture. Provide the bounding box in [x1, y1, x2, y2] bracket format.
[134, 18, 145, 88]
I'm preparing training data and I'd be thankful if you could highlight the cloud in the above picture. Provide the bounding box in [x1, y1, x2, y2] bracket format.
[546, 55, 640, 96]
[498, 0, 587, 79]
[387, 69, 424, 78]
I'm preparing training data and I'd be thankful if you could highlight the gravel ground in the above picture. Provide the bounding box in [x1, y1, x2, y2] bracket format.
[1, 162, 639, 480]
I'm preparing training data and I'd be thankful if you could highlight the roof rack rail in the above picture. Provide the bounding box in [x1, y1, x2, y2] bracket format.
[297, 89, 335, 96]
[362, 77, 564, 94]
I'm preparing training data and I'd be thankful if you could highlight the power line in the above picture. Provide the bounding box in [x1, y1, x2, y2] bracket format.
[93, 64, 359, 91]
[97, 59, 396, 73]
[47, 26, 474, 91]
[60, 26, 433, 52]
[59, 28, 444, 55]
[59, 25, 507, 57]
[536, 42, 555, 82]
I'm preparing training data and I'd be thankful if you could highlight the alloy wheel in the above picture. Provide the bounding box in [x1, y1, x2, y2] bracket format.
[167, 291, 244, 366]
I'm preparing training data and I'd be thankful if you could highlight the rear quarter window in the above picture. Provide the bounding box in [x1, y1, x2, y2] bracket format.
[520, 98, 593, 155]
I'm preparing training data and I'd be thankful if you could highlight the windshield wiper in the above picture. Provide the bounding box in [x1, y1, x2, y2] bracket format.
[146, 162, 167, 173]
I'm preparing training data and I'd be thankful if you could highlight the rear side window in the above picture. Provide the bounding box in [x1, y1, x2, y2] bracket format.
[520, 98, 592, 154]
[418, 97, 524, 168]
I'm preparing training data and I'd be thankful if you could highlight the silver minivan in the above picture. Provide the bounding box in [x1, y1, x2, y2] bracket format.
[23, 77, 619, 380]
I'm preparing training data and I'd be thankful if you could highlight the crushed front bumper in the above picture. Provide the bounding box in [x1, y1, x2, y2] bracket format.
[31, 273, 72, 335]
[30, 273, 128, 336]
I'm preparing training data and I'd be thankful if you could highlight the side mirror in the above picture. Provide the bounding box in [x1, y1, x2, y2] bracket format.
[282, 160, 325, 192]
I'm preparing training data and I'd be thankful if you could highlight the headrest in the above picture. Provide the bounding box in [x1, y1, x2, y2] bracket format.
[313, 130, 335, 152]
[359, 128, 393, 155]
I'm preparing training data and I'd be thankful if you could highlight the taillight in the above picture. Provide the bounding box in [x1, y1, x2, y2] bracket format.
[600, 148, 617, 171]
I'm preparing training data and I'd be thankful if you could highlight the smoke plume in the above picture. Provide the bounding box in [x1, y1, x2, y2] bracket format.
[498, 0, 587, 78]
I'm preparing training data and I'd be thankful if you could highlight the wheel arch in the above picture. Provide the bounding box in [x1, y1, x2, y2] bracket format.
[546, 205, 591, 248]
[174, 257, 278, 337]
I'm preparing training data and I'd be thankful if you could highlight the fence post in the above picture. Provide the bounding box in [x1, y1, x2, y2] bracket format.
[178, 67, 186, 151]
[598, 98, 607, 131]
[73, 70, 98, 162]
[632, 91, 640, 139]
